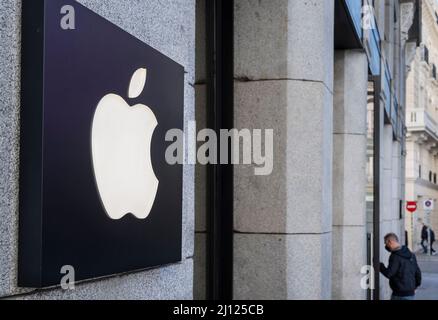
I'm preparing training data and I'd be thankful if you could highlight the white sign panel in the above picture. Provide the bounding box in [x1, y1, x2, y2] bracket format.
[423, 199, 434, 211]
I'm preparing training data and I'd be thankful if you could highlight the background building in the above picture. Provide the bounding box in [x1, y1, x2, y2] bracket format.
[0, 0, 420, 300]
[405, 0, 438, 252]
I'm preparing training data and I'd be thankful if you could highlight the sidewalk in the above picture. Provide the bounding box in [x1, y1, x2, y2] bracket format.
[415, 253, 438, 300]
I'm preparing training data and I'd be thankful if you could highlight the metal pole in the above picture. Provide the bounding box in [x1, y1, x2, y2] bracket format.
[206, 0, 234, 300]
[411, 210, 414, 251]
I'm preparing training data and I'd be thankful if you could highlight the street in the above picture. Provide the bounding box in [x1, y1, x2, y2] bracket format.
[416, 254, 438, 300]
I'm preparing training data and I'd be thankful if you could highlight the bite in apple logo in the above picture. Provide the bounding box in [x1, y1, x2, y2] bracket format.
[91, 68, 159, 220]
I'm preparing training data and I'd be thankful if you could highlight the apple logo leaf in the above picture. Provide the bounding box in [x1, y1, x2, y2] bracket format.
[128, 68, 147, 99]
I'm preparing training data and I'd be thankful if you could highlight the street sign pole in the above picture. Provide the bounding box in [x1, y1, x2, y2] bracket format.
[411, 211, 414, 251]
[406, 201, 418, 252]
[423, 199, 434, 256]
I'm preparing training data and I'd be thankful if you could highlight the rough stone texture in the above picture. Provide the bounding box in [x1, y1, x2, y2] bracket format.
[285, 79, 334, 234]
[332, 50, 368, 227]
[234, 233, 332, 300]
[234, 80, 333, 234]
[233, 80, 287, 233]
[332, 51, 368, 300]
[183, 83, 196, 260]
[332, 50, 370, 300]
[0, 0, 195, 299]
[234, 0, 289, 80]
[332, 226, 367, 300]
[234, 0, 334, 91]
[379, 125, 405, 300]
[11, 259, 193, 300]
[333, 134, 367, 226]
[0, 0, 29, 298]
[333, 51, 368, 135]
[233, 0, 334, 300]
[285, 233, 332, 300]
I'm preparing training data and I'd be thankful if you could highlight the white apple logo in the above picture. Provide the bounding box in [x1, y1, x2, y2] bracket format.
[91, 68, 159, 220]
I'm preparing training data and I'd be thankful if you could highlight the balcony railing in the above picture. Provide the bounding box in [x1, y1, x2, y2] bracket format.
[406, 109, 438, 140]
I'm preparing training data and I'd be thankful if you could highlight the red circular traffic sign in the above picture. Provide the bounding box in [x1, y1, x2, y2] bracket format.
[406, 201, 417, 213]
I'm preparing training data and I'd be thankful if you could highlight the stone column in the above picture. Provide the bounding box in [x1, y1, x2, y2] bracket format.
[332, 50, 368, 300]
[380, 124, 395, 300]
[233, 0, 334, 300]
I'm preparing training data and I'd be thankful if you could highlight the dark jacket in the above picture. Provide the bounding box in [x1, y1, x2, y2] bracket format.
[380, 246, 422, 297]
[422, 226, 428, 240]
[422, 226, 436, 242]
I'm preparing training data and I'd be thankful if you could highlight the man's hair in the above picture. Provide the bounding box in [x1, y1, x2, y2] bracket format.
[384, 233, 399, 243]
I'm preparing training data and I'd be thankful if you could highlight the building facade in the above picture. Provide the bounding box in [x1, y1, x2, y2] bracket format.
[405, 0, 438, 253]
[0, 0, 419, 300]
[194, 0, 420, 300]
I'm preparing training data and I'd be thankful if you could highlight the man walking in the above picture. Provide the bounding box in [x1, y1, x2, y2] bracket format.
[421, 222, 436, 255]
[380, 233, 422, 300]
[421, 223, 428, 254]
[430, 227, 436, 255]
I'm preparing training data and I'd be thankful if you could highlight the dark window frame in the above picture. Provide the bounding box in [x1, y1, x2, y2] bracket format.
[205, 0, 234, 300]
